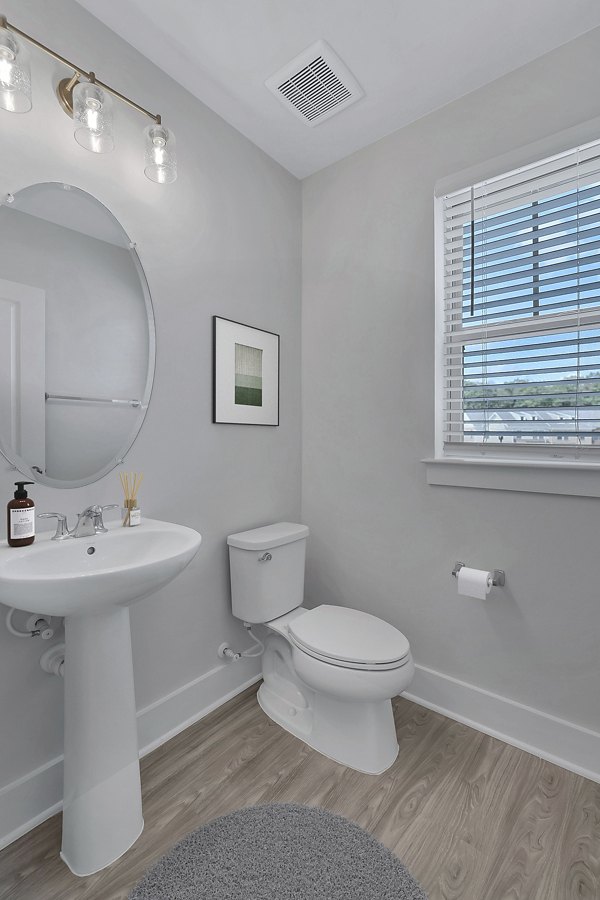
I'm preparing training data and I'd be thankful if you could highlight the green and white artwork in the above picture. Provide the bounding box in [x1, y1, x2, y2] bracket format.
[235, 343, 263, 406]
[213, 316, 279, 425]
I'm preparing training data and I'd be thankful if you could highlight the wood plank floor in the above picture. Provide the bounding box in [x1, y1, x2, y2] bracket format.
[0, 684, 598, 900]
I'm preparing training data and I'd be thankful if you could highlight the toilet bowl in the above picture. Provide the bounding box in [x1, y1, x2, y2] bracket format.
[227, 523, 414, 774]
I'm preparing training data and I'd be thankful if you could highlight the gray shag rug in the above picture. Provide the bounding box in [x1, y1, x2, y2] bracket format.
[128, 803, 427, 899]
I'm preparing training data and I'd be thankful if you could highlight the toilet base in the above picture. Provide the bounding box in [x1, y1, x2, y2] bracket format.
[258, 634, 400, 774]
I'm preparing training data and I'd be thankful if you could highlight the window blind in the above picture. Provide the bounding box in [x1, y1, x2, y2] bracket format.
[440, 138, 600, 459]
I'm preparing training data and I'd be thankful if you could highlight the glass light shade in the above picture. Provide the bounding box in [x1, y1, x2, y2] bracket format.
[0, 26, 32, 113]
[73, 80, 114, 153]
[144, 124, 177, 184]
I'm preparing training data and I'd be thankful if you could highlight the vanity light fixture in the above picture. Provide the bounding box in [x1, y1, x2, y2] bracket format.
[0, 14, 177, 182]
[144, 123, 177, 184]
[0, 20, 31, 112]
[72, 76, 114, 154]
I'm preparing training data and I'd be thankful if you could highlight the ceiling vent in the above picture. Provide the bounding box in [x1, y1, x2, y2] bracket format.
[265, 40, 364, 127]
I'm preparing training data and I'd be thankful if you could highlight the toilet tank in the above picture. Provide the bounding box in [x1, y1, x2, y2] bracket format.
[227, 522, 309, 623]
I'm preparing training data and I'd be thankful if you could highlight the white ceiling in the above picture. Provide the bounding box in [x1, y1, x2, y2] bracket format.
[75, 0, 600, 179]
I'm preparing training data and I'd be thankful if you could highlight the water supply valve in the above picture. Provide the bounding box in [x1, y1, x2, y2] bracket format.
[26, 615, 55, 640]
[5, 608, 57, 640]
[218, 642, 241, 662]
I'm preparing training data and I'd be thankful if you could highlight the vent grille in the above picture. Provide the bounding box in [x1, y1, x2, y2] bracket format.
[266, 40, 363, 127]
[279, 56, 351, 122]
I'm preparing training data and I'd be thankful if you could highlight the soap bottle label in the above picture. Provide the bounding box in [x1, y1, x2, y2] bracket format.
[10, 508, 35, 539]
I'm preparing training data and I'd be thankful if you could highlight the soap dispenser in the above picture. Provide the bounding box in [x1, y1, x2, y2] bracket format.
[7, 482, 35, 547]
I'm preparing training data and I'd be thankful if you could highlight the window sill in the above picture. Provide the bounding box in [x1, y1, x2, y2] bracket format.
[423, 456, 600, 497]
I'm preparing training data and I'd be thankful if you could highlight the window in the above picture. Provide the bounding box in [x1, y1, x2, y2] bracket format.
[438, 139, 600, 462]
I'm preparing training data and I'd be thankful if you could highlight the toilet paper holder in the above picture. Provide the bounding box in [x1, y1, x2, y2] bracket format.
[452, 562, 505, 587]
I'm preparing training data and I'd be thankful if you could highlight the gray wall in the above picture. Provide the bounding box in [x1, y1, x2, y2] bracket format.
[302, 28, 600, 733]
[0, 0, 301, 795]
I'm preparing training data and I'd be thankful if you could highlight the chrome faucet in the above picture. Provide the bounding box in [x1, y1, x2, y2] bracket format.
[72, 505, 119, 538]
[38, 512, 71, 540]
[39, 505, 119, 540]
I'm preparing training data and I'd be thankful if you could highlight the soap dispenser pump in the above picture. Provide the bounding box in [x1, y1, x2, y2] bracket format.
[7, 481, 35, 547]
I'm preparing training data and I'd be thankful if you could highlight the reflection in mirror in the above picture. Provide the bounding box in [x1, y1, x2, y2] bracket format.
[0, 183, 155, 487]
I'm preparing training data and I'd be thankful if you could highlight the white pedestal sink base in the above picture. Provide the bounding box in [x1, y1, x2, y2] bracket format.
[0, 519, 202, 875]
[62, 606, 144, 876]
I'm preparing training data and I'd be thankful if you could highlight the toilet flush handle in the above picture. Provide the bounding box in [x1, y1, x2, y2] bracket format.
[258, 552, 272, 562]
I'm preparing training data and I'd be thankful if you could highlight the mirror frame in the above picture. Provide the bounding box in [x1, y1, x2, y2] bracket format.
[0, 182, 156, 489]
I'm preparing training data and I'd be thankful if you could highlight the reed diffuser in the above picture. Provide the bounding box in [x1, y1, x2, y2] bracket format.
[119, 472, 143, 527]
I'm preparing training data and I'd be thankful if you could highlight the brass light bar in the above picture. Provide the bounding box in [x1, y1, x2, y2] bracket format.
[0, 14, 161, 124]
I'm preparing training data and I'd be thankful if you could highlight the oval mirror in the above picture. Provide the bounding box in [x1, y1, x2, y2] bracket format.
[0, 183, 155, 487]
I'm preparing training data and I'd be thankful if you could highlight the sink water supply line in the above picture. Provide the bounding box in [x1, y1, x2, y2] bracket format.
[5, 607, 55, 639]
[219, 622, 265, 662]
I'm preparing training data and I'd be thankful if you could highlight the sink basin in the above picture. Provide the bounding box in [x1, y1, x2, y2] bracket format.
[0, 517, 201, 877]
[0, 518, 202, 616]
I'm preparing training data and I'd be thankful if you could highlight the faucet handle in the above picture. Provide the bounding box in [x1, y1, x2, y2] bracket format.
[38, 512, 70, 541]
[95, 504, 119, 533]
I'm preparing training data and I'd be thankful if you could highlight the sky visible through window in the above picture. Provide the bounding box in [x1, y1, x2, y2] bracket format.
[460, 180, 600, 444]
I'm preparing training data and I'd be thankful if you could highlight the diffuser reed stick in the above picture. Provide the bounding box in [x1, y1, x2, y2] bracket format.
[119, 472, 143, 526]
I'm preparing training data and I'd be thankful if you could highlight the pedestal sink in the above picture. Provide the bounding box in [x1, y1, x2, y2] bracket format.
[0, 518, 201, 876]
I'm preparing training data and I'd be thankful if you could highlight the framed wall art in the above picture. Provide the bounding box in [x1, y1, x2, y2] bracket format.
[213, 316, 280, 425]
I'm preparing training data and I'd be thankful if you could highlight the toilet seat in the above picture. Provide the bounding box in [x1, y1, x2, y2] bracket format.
[288, 605, 410, 672]
[290, 640, 411, 671]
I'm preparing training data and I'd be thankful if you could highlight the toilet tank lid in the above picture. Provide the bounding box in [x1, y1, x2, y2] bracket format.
[227, 522, 309, 551]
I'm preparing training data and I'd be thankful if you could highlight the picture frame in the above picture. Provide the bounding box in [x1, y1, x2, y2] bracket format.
[213, 316, 280, 425]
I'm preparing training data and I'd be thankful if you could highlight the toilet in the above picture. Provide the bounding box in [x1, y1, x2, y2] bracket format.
[227, 522, 414, 774]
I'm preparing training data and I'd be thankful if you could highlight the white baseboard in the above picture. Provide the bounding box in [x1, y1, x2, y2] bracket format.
[0, 757, 64, 853]
[4, 658, 597, 853]
[404, 663, 600, 785]
[136, 657, 261, 757]
[0, 659, 261, 852]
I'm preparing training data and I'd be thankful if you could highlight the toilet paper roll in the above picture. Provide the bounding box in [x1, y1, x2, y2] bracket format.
[457, 566, 492, 600]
